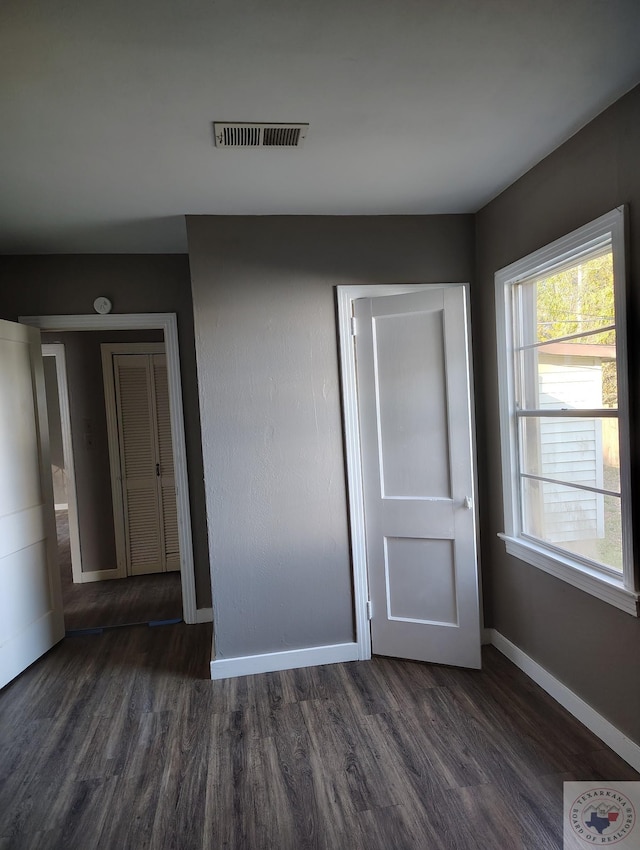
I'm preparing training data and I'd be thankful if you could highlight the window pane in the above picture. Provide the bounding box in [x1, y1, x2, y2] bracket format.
[520, 416, 620, 493]
[520, 251, 615, 344]
[521, 478, 622, 572]
[516, 333, 617, 410]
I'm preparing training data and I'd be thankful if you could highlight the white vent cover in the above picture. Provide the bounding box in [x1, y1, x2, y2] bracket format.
[214, 122, 308, 148]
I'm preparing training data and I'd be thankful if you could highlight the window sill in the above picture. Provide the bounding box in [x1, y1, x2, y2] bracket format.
[497, 533, 639, 616]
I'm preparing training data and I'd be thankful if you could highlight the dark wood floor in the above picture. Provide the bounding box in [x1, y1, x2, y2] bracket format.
[0, 622, 637, 850]
[57, 510, 183, 631]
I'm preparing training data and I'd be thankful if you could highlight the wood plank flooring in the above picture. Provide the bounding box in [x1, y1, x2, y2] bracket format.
[1, 623, 637, 849]
[57, 510, 183, 631]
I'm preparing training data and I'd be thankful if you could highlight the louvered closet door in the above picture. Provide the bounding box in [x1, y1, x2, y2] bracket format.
[114, 355, 163, 575]
[113, 353, 180, 576]
[152, 354, 179, 572]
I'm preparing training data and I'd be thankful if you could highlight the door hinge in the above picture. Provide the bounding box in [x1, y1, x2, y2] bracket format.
[366, 599, 373, 620]
[351, 316, 357, 337]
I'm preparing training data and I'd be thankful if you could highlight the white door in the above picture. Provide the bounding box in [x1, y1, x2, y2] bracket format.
[0, 319, 65, 690]
[354, 286, 481, 668]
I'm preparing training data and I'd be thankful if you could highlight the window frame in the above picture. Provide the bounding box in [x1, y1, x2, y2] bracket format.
[494, 207, 638, 616]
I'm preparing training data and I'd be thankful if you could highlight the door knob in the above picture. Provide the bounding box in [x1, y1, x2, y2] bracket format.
[463, 496, 473, 510]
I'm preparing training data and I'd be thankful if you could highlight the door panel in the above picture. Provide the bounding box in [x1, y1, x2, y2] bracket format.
[125, 488, 163, 571]
[385, 537, 457, 625]
[0, 336, 42, 512]
[374, 308, 450, 498]
[355, 287, 481, 669]
[0, 319, 64, 689]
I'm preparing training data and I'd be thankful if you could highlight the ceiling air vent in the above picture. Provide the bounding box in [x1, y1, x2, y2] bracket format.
[214, 123, 308, 148]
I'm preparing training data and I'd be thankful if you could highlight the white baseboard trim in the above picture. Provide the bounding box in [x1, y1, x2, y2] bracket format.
[54, 503, 69, 511]
[210, 641, 359, 681]
[488, 628, 640, 773]
[195, 607, 213, 624]
[79, 568, 123, 583]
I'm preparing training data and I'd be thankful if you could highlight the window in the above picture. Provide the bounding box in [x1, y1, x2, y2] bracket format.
[495, 208, 638, 615]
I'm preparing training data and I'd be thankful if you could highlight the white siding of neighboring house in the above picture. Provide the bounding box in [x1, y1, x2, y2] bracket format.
[538, 354, 604, 543]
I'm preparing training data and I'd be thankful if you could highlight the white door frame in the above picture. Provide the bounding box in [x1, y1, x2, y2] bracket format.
[20, 314, 198, 625]
[41, 343, 83, 585]
[337, 284, 481, 661]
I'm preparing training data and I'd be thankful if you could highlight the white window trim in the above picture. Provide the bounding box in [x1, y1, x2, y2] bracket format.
[495, 207, 638, 616]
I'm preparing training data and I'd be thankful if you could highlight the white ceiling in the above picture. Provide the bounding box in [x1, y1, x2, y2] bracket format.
[1, 0, 639, 254]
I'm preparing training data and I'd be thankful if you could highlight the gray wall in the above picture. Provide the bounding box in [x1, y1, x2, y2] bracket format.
[187, 215, 475, 659]
[41, 330, 161, 574]
[475, 83, 640, 742]
[0, 255, 211, 606]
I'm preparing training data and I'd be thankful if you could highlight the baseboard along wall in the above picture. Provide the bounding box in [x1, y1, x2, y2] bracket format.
[487, 628, 640, 774]
[210, 642, 359, 680]
[195, 607, 213, 624]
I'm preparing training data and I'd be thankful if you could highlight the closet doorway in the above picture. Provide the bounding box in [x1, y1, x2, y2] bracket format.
[102, 343, 180, 578]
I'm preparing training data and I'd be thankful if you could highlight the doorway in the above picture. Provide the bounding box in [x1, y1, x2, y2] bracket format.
[101, 342, 180, 578]
[337, 284, 482, 668]
[41, 333, 184, 631]
[21, 312, 198, 625]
